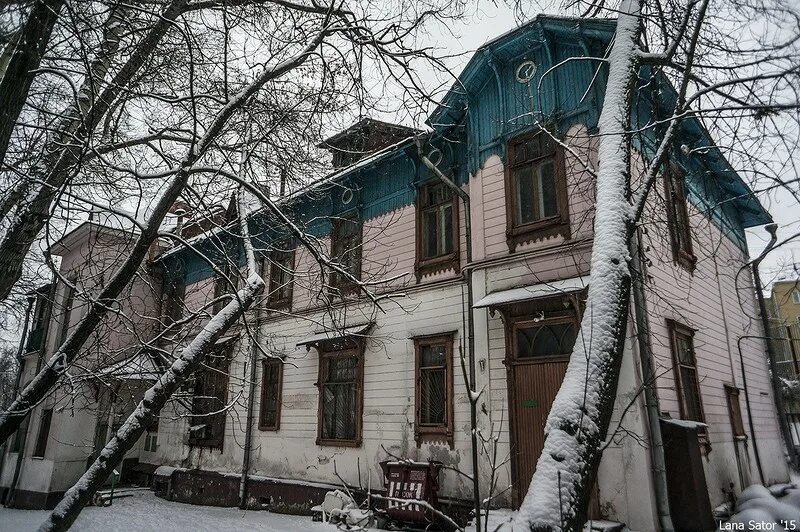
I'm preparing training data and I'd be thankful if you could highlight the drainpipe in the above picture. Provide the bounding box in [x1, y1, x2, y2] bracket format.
[736, 336, 766, 484]
[2, 293, 35, 507]
[415, 137, 482, 532]
[238, 303, 262, 509]
[629, 230, 674, 532]
[750, 223, 798, 467]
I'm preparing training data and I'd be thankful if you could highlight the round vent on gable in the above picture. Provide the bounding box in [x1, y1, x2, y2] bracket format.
[341, 187, 355, 205]
[516, 60, 537, 83]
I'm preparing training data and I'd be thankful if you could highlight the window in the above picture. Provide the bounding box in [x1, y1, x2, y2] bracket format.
[329, 216, 362, 294]
[505, 130, 569, 250]
[316, 339, 364, 446]
[58, 280, 76, 345]
[415, 183, 459, 278]
[266, 244, 295, 309]
[665, 166, 695, 271]
[668, 321, 706, 429]
[144, 418, 159, 452]
[213, 248, 239, 314]
[724, 385, 746, 439]
[10, 414, 30, 453]
[188, 345, 232, 448]
[259, 358, 283, 430]
[792, 290, 800, 304]
[514, 318, 578, 360]
[163, 274, 185, 325]
[32, 408, 53, 458]
[414, 334, 454, 446]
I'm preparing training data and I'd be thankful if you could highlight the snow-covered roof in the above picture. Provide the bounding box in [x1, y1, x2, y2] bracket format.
[95, 352, 163, 381]
[473, 276, 589, 309]
[296, 322, 375, 347]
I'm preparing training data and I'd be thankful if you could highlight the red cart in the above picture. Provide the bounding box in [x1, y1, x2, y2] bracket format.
[379, 460, 443, 525]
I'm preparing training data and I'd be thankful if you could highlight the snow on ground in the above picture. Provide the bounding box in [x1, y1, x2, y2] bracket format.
[727, 483, 800, 527]
[0, 490, 335, 532]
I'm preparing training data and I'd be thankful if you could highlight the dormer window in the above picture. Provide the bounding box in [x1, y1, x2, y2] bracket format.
[505, 130, 569, 250]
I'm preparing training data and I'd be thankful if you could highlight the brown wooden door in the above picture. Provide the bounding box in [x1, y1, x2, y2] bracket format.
[510, 357, 569, 506]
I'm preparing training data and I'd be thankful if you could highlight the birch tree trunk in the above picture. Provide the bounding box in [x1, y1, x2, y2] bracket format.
[514, 2, 641, 530]
[0, 0, 63, 166]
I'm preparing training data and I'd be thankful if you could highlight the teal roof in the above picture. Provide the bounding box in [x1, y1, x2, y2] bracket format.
[160, 15, 770, 284]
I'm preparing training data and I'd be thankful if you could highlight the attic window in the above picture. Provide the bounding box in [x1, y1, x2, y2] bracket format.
[505, 130, 570, 250]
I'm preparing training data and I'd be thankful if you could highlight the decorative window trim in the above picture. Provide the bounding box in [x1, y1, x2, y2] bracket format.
[315, 338, 365, 447]
[258, 358, 284, 431]
[329, 215, 363, 296]
[664, 165, 696, 272]
[504, 129, 571, 252]
[414, 182, 460, 280]
[265, 244, 295, 311]
[667, 319, 708, 441]
[413, 333, 455, 448]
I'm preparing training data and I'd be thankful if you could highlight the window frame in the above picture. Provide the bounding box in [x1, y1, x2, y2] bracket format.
[413, 333, 455, 447]
[504, 129, 570, 251]
[58, 279, 77, 346]
[213, 249, 239, 314]
[163, 273, 186, 325]
[511, 313, 579, 363]
[266, 244, 295, 310]
[187, 344, 232, 449]
[329, 215, 363, 295]
[10, 414, 30, 454]
[415, 182, 460, 279]
[667, 320, 707, 431]
[664, 164, 696, 271]
[258, 358, 284, 431]
[315, 338, 365, 447]
[724, 385, 746, 439]
[32, 408, 53, 458]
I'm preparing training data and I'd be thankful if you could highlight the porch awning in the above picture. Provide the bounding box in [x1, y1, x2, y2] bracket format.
[95, 351, 164, 381]
[296, 322, 375, 348]
[473, 275, 589, 309]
